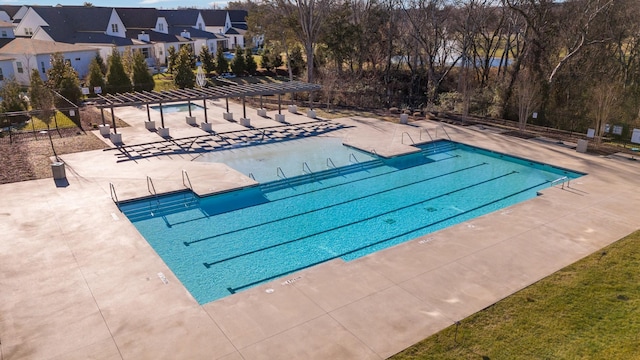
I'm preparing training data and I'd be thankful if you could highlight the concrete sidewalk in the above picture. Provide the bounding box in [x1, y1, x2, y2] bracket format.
[1, 108, 639, 360]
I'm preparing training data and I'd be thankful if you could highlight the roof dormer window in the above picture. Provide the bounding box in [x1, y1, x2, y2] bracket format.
[111, 23, 118, 33]
[159, 23, 164, 31]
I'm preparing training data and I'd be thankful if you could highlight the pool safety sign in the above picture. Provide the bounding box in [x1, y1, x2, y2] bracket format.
[632, 128, 640, 144]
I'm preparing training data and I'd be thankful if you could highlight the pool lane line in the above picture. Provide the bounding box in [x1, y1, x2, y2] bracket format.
[202, 170, 517, 268]
[225, 178, 549, 294]
[185, 162, 489, 247]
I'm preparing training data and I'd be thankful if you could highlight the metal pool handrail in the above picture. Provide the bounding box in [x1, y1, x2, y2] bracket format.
[182, 169, 193, 190]
[302, 162, 313, 175]
[109, 182, 120, 210]
[327, 157, 337, 169]
[420, 129, 433, 142]
[277, 167, 287, 179]
[349, 153, 360, 163]
[402, 132, 415, 144]
[436, 125, 452, 140]
[147, 176, 160, 214]
[551, 176, 570, 189]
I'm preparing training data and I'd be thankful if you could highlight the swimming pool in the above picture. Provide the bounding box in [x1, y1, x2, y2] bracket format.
[150, 102, 204, 113]
[120, 139, 584, 304]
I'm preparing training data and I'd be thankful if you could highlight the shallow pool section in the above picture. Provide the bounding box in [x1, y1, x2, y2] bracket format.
[196, 137, 377, 183]
[150, 102, 204, 113]
[121, 140, 584, 304]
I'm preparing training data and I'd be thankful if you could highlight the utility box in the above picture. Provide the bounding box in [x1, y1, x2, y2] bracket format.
[98, 124, 110, 136]
[51, 162, 66, 179]
[576, 139, 588, 153]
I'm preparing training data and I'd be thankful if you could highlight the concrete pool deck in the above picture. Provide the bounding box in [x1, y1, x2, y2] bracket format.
[1, 101, 639, 359]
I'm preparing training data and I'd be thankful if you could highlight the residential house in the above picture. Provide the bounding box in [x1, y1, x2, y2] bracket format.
[159, 9, 226, 56]
[1, 5, 249, 85]
[0, 37, 97, 85]
[200, 9, 247, 50]
[17, 6, 149, 65]
[0, 5, 29, 24]
[116, 7, 194, 66]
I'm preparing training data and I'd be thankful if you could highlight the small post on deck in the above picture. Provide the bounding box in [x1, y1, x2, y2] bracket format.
[307, 91, 316, 119]
[242, 96, 246, 119]
[146, 103, 151, 121]
[188, 100, 192, 117]
[100, 107, 106, 125]
[278, 94, 282, 115]
[225, 97, 229, 113]
[110, 105, 117, 133]
[159, 102, 165, 128]
[203, 99, 208, 123]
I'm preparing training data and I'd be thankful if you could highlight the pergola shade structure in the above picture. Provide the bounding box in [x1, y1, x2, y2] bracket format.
[95, 81, 322, 132]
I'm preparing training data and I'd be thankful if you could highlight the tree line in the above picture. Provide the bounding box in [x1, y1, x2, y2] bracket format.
[242, 0, 640, 138]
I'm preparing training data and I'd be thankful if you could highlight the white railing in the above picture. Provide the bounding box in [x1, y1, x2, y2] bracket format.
[551, 176, 570, 189]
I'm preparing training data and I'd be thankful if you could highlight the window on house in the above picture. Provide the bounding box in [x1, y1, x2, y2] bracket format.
[198, 23, 203, 30]
[25, 28, 33, 36]
[41, 61, 45, 73]
[141, 48, 150, 58]
[159, 49, 163, 56]
[158, 23, 164, 31]
[111, 23, 118, 33]
[16, 61, 23, 73]
[0, 68, 4, 81]
[1, 30, 6, 37]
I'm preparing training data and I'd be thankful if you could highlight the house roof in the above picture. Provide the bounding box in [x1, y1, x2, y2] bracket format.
[32, 6, 113, 33]
[125, 29, 190, 44]
[0, 5, 24, 18]
[168, 27, 222, 40]
[115, 7, 160, 29]
[158, 9, 200, 27]
[200, 9, 226, 27]
[0, 20, 13, 27]
[225, 27, 241, 35]
[227, 10, 247, 23]
[48, 29, 137, 46]
[0, 37, 97, 55]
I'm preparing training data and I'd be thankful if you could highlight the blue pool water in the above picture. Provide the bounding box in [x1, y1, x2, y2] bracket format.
[120, 140, 584, 304]
[150, 102, 204, 113]
[196, 137, 377, 183]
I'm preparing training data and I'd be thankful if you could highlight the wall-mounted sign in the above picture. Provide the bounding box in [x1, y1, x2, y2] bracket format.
[631, 128, 640, 144]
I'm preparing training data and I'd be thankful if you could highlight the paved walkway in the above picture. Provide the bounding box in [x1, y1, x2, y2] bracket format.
[1, 102, 639, 360]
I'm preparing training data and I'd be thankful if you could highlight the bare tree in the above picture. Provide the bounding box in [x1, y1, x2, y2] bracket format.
[515, 68, 540, 130]
[402, 0, 461, 108]
[272, 0, 334, 84]
[590, 82, 619, 146]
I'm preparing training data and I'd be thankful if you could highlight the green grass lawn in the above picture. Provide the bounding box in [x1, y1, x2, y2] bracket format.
[390, 230, 640, 359]
[18, 111, 77, 131]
